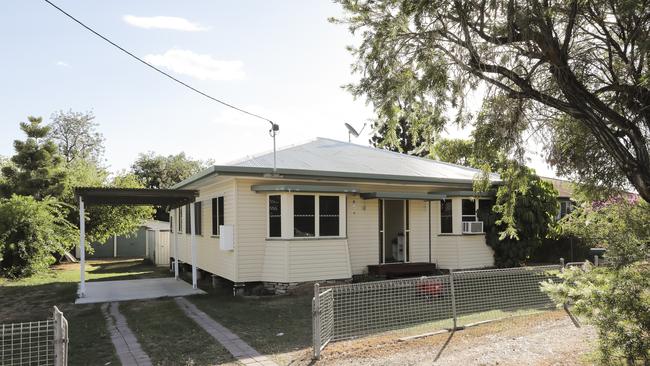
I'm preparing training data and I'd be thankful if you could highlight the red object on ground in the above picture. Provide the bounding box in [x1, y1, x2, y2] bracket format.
[416, 280, 444, 297]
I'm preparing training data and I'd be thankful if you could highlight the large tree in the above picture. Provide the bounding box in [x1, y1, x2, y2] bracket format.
[0, 117, 66, 199]
[131, 152, 211, 220]
[334, 0, 650, 201]
[48, 110, 105, 164]
[370, 117, 434, 156]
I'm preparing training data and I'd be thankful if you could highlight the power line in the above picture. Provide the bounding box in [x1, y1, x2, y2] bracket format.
[42, 0, 274, 125]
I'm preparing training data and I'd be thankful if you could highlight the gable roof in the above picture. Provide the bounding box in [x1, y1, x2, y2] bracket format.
[173, 138, 500, 189]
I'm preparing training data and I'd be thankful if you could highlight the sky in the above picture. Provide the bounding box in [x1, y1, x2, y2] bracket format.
[0, 0, 556, 177]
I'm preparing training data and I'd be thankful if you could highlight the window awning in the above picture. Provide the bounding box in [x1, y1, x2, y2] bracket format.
[74, 187, 199, 208]
[433, 190, 493, 197]
[360, 192, 446, 200]
[251, 184, 360, 193]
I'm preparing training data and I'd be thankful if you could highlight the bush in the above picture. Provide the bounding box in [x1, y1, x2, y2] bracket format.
[542, 262, 650, 364]
[542, 198, 650, 364]
[479, 167, 558, 267]
[0, 195, 77, 278]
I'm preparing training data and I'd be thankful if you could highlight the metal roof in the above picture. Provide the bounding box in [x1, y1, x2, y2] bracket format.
[173, 138, 500, 189]
[74, 187, 199, 208]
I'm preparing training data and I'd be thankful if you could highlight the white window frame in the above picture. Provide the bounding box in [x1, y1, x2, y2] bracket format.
[267, 194, 282, 238]
[210, 196, 225, 237]
[461, 198, 479, 222]
[266, 193, 346, 239]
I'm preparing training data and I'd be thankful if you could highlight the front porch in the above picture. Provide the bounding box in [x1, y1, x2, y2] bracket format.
[367, 262, 439, 278]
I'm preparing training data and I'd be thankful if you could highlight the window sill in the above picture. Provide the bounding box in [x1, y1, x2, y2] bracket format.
[265, 237, 348, 241]
[438, 233, 485, 236]
[211, 235, 220, 239]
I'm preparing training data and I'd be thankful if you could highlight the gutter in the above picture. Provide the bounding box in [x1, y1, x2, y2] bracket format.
[172, 165, 502, 189]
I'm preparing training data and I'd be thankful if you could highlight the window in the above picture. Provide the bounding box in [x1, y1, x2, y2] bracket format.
[178, 208, 183, 232]
[268, 195, 281, 237]
[185, 204, 191, 233]
[558, 200, 573, 219]
[319, 195, 339, 236]
[462, 199, 477, 222]
[170, 217, 174, 233]
[211, 197, 225, 236]
[194, 202, 202, 235]
[440, 200, 453, 233]
[294, 195, 315, 237]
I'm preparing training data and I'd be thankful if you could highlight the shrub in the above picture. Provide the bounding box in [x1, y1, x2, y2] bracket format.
[543, 198, 650, 364]
[479, 167, 558, 267]
[0, 195, 77, 278]
[542, 262, 650, 364]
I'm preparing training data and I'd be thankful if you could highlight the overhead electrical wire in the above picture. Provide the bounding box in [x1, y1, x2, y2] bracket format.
[42, 0, 275, 125]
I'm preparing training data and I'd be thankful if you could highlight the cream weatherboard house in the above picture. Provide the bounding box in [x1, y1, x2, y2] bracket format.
[169, 138, 498, 292]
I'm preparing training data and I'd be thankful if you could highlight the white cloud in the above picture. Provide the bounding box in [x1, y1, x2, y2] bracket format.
[123, 15, 209, 32]
[143, 49, 245, 81]
[56, 61, 70, 67]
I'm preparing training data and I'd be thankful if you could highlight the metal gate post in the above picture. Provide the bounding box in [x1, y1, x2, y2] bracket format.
[449, 269, 457, 330]
[312, 283, 321, 360]
[53, 306, 68, 366]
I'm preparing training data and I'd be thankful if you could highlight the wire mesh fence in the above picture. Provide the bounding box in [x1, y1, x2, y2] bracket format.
[0, 307, 68, 366]
[312, 265, 562, 358]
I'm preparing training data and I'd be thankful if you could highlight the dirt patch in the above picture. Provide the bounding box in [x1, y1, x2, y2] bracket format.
[288, 311, 596, 366]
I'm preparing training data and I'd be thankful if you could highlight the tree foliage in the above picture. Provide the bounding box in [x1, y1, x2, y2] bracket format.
[431, 137, 507, 170]
[48, 110, 105, 164]
[369, 117, 433, 156]
[63, 160, 154, 245]
[558, 197, 649, 268]
[131, 152, 211, 190]
[543, 262, 650, 364]
[334, 0, 650, 202]
[479, 166, 558, 267]
[131, 152, 211, 220]
[0, 117, 66, 200]
[0, 195, 77, 278]
[542, 198, 650, 364]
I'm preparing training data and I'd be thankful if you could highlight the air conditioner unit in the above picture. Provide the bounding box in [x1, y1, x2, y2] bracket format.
[219, 225, 234, 251]
[462, 221, 484, 234]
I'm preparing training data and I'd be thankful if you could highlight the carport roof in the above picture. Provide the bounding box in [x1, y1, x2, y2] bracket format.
[74, 187, 199, 208]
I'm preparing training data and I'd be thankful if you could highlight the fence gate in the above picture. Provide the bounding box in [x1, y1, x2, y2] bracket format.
[312, 265, 561, 358]
[0, 307, 68, 366]
[312, 284, 334, 359]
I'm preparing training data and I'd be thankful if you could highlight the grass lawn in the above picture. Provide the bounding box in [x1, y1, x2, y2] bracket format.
[120, 298, 238, 366]
[0, 259, 171, 366]
[189, 286, 313, 365]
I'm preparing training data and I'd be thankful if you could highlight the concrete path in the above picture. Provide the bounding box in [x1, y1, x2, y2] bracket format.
[175, 297, 278, 366]
[77, 277, 205, 304]
[101, 302, 152, 366]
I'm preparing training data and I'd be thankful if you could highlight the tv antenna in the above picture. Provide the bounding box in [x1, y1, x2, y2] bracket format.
[344, 122, 367, 142]
[269, 122, 280, 173]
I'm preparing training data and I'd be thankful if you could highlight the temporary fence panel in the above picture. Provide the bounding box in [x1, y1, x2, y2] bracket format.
[0, 307, 68, 366]
[312, 265, 562, 358]
[312, 285, 334, 359]
[452, 265, 561, 327]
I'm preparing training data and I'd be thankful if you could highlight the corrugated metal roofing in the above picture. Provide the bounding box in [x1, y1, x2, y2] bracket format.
[232, 137, 499, 182]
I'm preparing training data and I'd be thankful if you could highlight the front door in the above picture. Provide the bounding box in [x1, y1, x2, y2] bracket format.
[379, 199, 409, 263]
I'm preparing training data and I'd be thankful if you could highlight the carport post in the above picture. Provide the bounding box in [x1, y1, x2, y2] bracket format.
[174, 208, 179, 280]
[190, 203, 197, 289]
[79, 196, 86, 297]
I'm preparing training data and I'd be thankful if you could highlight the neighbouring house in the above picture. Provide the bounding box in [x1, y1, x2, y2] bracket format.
[542, 177, 575, 219]
[84, 220, 171, 266]
[169, 138, 500, 293]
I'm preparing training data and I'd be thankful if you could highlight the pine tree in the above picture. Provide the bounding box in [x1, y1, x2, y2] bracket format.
[0, 117, 67, 199]
[369, 117, 431, 157]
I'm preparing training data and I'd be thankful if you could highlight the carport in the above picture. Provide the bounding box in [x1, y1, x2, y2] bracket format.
[74, 187, 201, 302]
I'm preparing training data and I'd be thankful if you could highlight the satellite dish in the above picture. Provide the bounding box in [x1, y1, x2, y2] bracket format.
[345, 122, 366, 142]
[345, 123, 360, 138]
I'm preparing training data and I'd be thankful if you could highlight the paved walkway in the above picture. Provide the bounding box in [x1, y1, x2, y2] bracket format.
[77, 277, 205, 304]
[175, 297, 278, 366]
[101, 302, 152, 366]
